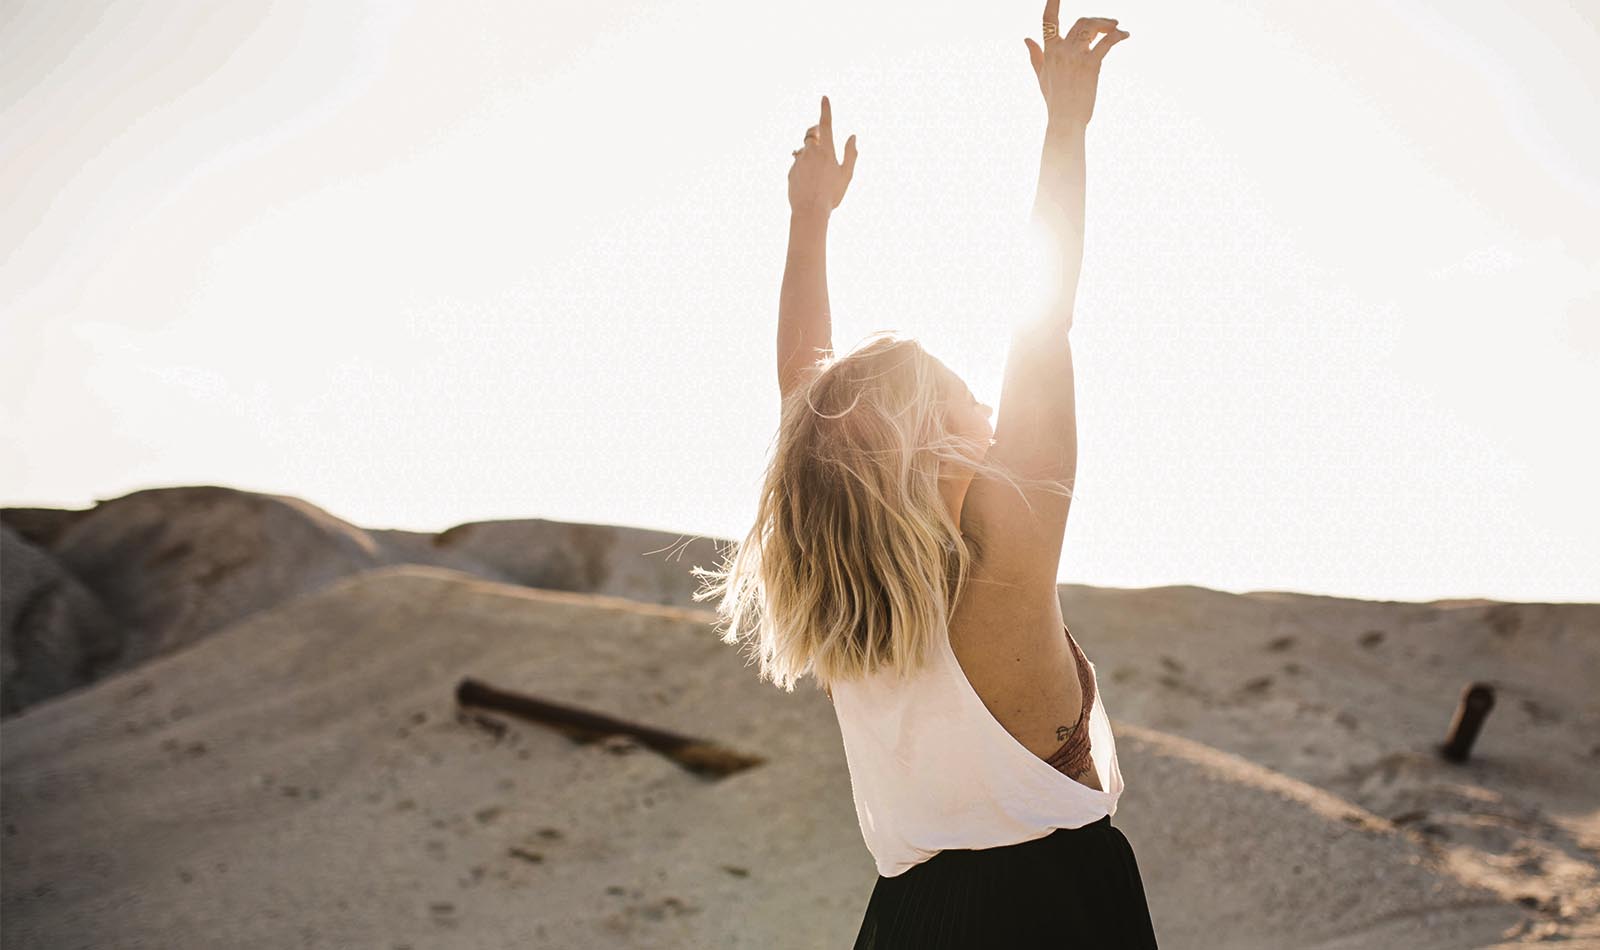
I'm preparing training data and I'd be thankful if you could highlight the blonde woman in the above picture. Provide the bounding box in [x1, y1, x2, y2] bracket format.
[695, 5, 1156, 946]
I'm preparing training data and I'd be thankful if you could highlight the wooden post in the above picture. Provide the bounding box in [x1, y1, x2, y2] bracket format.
[1439, 682, 1495, 763]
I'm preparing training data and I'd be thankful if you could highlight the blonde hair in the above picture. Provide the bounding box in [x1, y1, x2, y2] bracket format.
[691, 330, 1072, 696]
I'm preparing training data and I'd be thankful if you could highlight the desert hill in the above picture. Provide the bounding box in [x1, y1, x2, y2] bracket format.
[1, 487, 1595, 947]
[1, 485, 721, 717]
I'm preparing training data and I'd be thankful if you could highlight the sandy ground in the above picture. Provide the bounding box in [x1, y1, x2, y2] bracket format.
[3, 562, 1595, 948]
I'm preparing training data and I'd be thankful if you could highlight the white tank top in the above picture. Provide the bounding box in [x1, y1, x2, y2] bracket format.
[829, 624, 1126, 878]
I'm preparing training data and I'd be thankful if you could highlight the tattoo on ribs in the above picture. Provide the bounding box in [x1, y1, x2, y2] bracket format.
[1055, 723, 1077, 743]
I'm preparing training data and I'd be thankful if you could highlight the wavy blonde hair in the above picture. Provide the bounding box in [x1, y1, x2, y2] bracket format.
[691, 330, 1071, 697]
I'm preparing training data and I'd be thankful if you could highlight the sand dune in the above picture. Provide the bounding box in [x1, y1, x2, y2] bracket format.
[2, 487, 1595, 947]
[1, 486, 723, 716]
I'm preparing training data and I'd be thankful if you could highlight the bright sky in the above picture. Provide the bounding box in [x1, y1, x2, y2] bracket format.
[3, 0, 1596, 604]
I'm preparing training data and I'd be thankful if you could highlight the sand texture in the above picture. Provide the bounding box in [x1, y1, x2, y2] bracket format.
[2, 488, 1596, 948]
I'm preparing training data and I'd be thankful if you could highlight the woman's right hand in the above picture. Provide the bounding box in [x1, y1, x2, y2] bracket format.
[1023, 4, 1129, 127]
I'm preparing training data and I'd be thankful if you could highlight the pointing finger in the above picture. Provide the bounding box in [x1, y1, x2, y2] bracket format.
[820, 95, 835, 152]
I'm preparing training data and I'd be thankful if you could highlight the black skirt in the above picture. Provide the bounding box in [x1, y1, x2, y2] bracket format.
[852, 815, 1160, 949]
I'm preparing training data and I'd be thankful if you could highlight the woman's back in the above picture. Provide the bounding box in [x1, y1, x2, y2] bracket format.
[827, 543, 1124, 878]
[949, 503, 1103, 789]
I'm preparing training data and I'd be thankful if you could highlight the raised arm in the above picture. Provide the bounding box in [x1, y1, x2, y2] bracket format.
[1020, 11, 1126, 317]
[971, 10, 1128, 587]
[777, 96, 860, 399]
[777, 210, 834, 398]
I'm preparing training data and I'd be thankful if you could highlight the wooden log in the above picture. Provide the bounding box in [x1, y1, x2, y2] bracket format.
[1439, 682, 1495, 763]
[455, 676, 765, 778]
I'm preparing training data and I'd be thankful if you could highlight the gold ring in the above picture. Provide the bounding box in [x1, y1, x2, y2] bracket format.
[1042, 21, 1058, 39]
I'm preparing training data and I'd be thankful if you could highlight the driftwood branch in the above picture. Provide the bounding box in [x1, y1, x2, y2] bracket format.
[455, 676, 765, 778]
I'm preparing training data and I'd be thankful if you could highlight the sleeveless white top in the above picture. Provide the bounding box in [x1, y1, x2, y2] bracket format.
[829, 625, 1126, 878]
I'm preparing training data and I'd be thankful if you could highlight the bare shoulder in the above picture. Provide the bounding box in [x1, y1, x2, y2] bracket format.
[958, 462, 1073, 592]
[968, 316, 1077, 588]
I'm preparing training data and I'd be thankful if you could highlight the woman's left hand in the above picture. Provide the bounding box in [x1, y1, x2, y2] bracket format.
[788, 95, 858, 217]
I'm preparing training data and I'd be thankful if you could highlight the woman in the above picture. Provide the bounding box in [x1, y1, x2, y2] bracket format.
[695, 5, 1156, 947]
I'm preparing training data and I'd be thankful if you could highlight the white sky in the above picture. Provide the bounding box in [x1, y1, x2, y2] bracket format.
[3, 0, 1596, 604]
